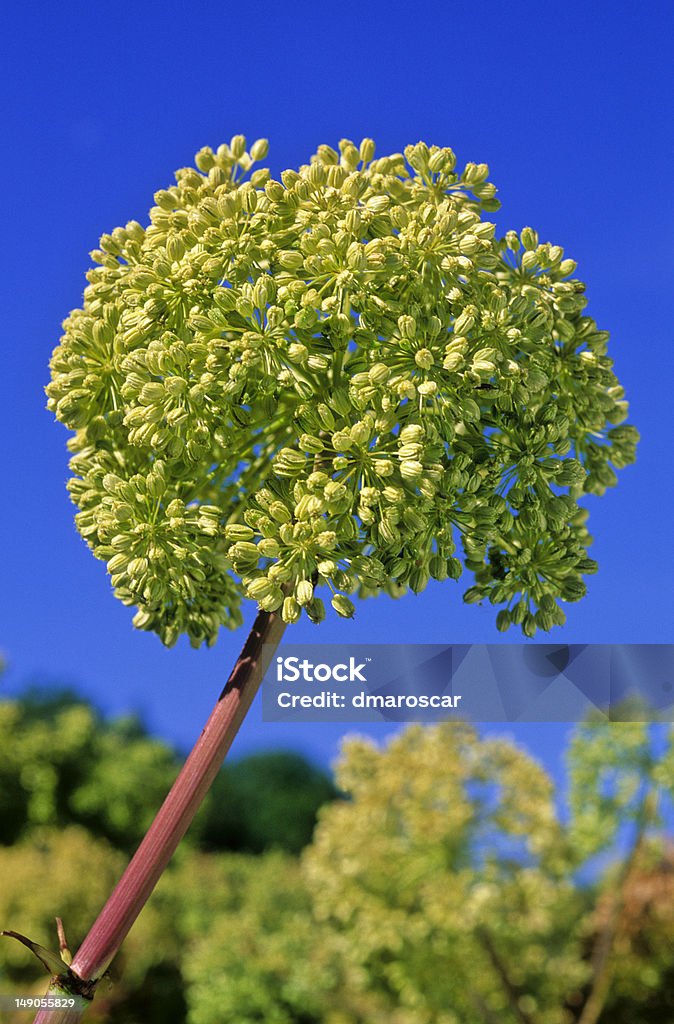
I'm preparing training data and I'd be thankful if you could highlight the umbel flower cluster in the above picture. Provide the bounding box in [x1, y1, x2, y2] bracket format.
[47, 136, 638, 646]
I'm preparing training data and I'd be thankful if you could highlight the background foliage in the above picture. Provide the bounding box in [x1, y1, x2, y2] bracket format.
[1, 693, 673, 1023]
[0, 690, 336, 856]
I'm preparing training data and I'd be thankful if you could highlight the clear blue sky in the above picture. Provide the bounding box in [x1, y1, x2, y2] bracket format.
[1, 3, 672, 780]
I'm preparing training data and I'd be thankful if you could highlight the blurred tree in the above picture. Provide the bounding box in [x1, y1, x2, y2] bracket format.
[303, 722, 674, 1024]
[566, 720, 674, 1024]
[0, 688, 337, 1023]
[591, 842, 674, 1023]
[196, 751, 338, 855]
[179, 852, 325, 1024]
[0, 692, 336, 856]
[177, 850, 387, 1024]
[0, 692, 180, 853]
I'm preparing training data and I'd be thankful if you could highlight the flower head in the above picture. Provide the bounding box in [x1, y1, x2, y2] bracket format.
[47, 136, 637, 645]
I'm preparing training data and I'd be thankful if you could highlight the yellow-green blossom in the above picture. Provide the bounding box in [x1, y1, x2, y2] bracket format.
[47, 136, 637, 645]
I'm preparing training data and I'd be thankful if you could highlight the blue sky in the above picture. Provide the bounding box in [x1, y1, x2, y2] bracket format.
[1, 2, 673, 781]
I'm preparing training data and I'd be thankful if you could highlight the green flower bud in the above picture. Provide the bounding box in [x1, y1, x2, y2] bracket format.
[230, 134, 246, 159]
[195, 147, 216, 171]
[230, 542, 260, 566]
[409, 568, 429, 593]
[250, 168, 270, 186]
[453, 308, 476, 334]
[296, 579, 314, 606]
[398, 314, 417, 340]
[166, 235, 185, 262]
[258, 587, 284, 612]
[350, 421, 371, 445]
[299, 434, 324, 454]
[107, 553, 130, 574]
[443, 352, 463, 371]
[405, 142, 430, 173]
[268, 562, 292, 583]
[331, 594, 355, 618]
[250, 138, 269, 161]
[496, 609, 511, 632]
[366, 195, 390, 213]
[561, 577, 587, 602]
[520, 226, 538, 250]
[415, 349, 434, 369]
[282, 595, 301, 623]
[368, 363, 390, 385]
[247, 577, 275, 601]
[462, 161, 489, 185]
[268, 501, 291, 524]
[265, 180, 285, 202]
[275, 449, 306, 476]
[377, 518, 399, 544]
[400, 460, 423, 481]
[428, 555, 447, 580]
[288, 342, 308, 363]
[535, 608, 554, 631]
[258, 538, 280, 558]
[402, 508, 426, 532]
[332, 429, 352, 452]
[373, 459, 394, 478]
[359, 138, 375, 163]
[428, 149, 446, 173]
[505, 230, 520, 251]
[306, 597, 326, 624]
[522, 613, 537, 638]
[278, 250, 304, 270]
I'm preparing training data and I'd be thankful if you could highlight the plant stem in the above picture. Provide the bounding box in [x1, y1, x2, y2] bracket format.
[475, 925, 536, 1024]
[577, 785, 656, 1024]
[33, 603, 286, 1023]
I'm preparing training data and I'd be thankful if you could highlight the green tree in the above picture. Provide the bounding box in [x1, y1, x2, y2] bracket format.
[180, 852, 325, 1024]
[177, 850, 388, 1024]
[0, 691, 334, 856]
[197, 751, 338, 855]
[0, 692, 181, 854]
[302, 722, 674, 1024]
[587, 842, 674, 1024]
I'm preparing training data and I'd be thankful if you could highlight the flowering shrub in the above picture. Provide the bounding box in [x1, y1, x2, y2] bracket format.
[47, 136, 637, 646]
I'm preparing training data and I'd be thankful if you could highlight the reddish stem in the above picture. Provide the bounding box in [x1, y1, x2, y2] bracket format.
[33, 604, 285, 1022]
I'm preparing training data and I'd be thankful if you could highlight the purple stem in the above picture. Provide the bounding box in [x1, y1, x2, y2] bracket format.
[33, 603, 286, 1023]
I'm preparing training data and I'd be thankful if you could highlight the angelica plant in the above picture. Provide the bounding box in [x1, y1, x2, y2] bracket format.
[47, 135, 636, 643]
[16, 136, 636, 1021]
